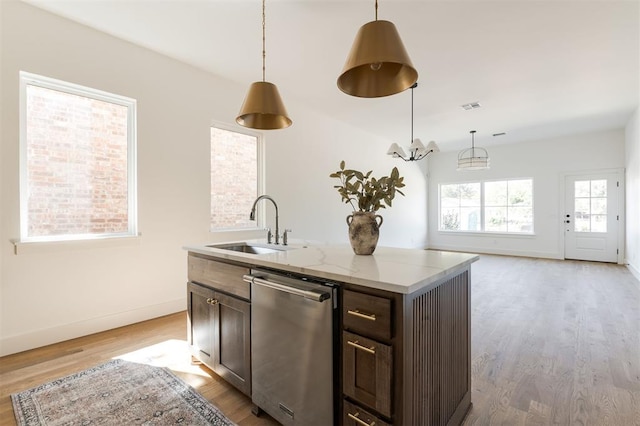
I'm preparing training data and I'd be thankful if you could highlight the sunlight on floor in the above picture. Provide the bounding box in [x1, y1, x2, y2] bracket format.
[113, 339, 211, 387]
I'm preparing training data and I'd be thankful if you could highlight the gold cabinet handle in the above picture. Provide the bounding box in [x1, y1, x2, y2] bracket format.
[206, 298, 213, 304]
[347, 340, 376, 354]
[347, 309, 376, 321]
[206, 298, 218, 305]
[348, 412, 375, 426]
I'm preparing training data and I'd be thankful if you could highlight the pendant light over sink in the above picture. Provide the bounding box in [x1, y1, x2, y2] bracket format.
[236, 0, 292, 130]
[337, 0, 418, 98]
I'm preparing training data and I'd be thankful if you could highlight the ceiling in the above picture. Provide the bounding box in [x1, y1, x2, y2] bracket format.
[21, 0, 639, 151]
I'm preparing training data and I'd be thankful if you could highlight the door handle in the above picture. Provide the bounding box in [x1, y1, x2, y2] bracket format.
[243, 275, 330, 302]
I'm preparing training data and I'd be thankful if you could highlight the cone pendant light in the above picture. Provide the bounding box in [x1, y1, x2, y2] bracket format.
[237, 0, 291, 130]
[338, 0, 418, 98]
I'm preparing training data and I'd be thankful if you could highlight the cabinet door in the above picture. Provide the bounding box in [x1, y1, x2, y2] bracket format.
[187, 282, 216, 366]
[343, 331, 392, 418]
[212, 291, 251, 396]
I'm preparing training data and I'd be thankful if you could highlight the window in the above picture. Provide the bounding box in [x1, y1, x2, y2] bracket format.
[210, 125, 262, 230]
[484, 179, 533, 232]
[574, 179, 607, 232]
[19, 72, 137, 242]
[440, 183, 481, 231]
[439, 179, 533, 234]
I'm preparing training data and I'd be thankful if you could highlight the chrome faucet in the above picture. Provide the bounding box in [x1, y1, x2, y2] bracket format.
[249, 195, 280, 245]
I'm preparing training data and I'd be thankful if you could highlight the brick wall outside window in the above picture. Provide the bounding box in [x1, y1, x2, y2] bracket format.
[25, 84, 130, 238]
[211, 127, 259, 230]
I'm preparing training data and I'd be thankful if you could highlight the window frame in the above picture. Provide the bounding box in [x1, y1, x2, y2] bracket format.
[19, 71, 138, 243]
[438, 178, 534, 235]
[209, 121, 265, 232]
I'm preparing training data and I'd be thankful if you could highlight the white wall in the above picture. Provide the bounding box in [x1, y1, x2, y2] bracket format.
[626, 107, 640, 279]
[0, 2, 427, 356]
[428, 130, 626, 259]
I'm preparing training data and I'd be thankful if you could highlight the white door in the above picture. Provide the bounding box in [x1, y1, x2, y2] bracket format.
[564, 172, 621, 262]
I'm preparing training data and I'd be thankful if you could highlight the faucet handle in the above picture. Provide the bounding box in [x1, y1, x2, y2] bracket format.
[283, 229, 292, 246]
[266, 228, 272, 244]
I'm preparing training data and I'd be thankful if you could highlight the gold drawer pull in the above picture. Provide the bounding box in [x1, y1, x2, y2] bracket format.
[348, 411, 375, 426]
[347, 340, 376, 354]
[347, 309, 376, 321]
[206, 298, 218, 305]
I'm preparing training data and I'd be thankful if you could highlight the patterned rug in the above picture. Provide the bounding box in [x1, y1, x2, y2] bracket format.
[11, 358, 235, 425]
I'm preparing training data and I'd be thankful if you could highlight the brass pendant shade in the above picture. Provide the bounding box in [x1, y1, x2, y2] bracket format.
[236, 81, 292, 130]
[236, 0, 291, 130]
[338, 19, 418, 98]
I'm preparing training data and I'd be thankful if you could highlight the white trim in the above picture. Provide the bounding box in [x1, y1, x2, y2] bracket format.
[0, 299, 184, 357]
[437, 230, 536, 238]
[438, 178, 534, 234]
[11, 234, 142, 255]
[627, 263, 640, 285]
[428, 243, 562, 260]
[18, 71, 138, 243]
[560, 168, 625, 264]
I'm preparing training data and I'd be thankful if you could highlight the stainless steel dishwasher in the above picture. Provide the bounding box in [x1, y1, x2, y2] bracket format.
[243, 269, 337, 426]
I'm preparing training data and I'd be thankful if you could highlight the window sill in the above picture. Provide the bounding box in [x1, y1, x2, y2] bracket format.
[437, 230, 536, 238]
[11, 234, 142, 255]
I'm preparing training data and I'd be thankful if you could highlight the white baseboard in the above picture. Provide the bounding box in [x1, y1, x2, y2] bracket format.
[427, 244, 563, 260]
[627, 262, 640, 287]
[0, 299, 185, 357]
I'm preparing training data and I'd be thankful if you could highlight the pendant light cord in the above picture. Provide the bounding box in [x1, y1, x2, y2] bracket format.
[262, 0, 266, 82]
[471, 130, 476, 156]
[410, 84, 414, 142]
[375, 0, 378, 21]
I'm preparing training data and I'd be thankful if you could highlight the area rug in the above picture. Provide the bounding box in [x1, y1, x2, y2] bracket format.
[11, 358, 235, 425]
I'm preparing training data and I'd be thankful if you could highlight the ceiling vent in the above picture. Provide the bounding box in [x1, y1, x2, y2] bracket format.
[460, 102, 481, 111]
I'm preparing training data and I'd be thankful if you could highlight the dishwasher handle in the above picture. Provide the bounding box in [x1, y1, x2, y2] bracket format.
[243, 274, 330, 302]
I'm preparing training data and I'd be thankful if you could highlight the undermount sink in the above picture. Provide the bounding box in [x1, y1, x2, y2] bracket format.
[206, 242, 291, 255]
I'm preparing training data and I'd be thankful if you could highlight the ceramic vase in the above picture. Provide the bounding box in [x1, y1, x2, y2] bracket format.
[346, 211, 384, 255]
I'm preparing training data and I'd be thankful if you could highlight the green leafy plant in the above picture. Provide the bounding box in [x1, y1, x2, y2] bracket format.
[330, 161, 406, 212]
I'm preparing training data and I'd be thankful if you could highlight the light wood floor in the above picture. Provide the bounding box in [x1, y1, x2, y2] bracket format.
[1, 255, 638, 425]
[0, 312, 278, 426]
[463, 255, 640, 425]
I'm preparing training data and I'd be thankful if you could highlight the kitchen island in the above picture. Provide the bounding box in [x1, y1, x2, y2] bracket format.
[184, 242, 479, 426]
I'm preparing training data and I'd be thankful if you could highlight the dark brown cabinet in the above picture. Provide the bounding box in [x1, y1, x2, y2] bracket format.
[187, 256, 251, 396]
[342, 289, 394, 423]
[343, 399, 391, 426]
[341, 269, 472, 426]
[185, 250, 473, 425]
[343, 331, 392, 417]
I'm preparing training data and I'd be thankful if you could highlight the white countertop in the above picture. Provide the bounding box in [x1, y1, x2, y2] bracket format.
[184, 241, 479, 294]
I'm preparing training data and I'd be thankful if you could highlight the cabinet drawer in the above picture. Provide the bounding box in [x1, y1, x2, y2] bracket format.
[343, 331, 392, 417]
[343, 399, 391, 426]
[188, 255, 250, 300]
[343, 290, 391, 340]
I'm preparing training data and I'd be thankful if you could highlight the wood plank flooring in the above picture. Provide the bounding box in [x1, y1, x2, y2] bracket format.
[1, 255, 638, 425]
[0, 312, 278, 426]
[463, 255, 640, 425]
